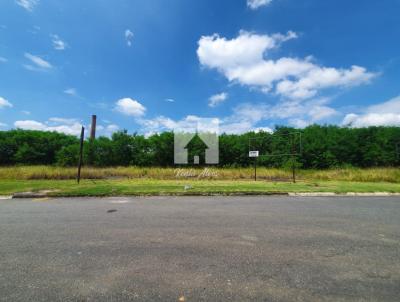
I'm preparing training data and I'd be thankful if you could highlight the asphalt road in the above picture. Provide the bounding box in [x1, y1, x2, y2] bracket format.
[0, 196, 399, 302]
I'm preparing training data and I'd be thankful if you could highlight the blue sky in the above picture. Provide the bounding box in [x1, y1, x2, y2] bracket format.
[1, 0, 400, 136]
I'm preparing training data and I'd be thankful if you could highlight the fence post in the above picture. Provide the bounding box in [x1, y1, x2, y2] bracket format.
[77, 126, 85, 184]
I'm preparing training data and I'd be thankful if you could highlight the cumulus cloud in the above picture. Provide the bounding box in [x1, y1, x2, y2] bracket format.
[16, 0, 38, 11]
[14, 117, 120, 137]
[0, 97, 13, 109]
[222, 98, 337, 132]
[247, 0, 273, 10]
[115, 98, 146, 117]
[137, 102, 272, 135]
[137, 115, 220, 137]
[197, 31, 376, 101]
[342, 96, 400, 127]
[14, 120, 47, 131]
[208, 92, 228, 107]
[125, 29, 134, 47]
[137, 96, 339, 135]
[14, 119, 82, 135]
[51, 34, 67, 50]
[24, 53, 52, 70]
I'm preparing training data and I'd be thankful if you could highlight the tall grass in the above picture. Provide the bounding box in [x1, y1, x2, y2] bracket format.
[0, 166, 399, 183]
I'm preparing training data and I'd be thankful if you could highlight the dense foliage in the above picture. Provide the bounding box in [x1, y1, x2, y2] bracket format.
[0, 126, 399, 168]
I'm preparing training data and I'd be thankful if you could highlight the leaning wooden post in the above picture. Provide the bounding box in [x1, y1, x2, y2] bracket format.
[77, 126, 85, 184]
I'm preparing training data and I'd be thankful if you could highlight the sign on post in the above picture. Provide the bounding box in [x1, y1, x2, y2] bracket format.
[249, 151, 259, 158]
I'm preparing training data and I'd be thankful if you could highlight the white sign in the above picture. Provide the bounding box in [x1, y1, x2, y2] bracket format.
[249, 151, 259, 158]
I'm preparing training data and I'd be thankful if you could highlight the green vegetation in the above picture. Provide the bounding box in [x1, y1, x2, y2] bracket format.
[1, 125, 400, 168]
[0, 166, 399, 183]
[1, 179, 400, 197]
[0, 166, 398, 197]
[1, 126, 399, 196]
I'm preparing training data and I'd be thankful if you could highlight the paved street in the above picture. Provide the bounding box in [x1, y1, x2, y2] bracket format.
[0, 196, 399, 301]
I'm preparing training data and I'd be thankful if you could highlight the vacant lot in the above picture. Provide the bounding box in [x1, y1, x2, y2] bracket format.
[1, 179, 400, 196]
[0, 196, 399, 301]
[1, 166, 399, 182]
[1, 167, 399, 196]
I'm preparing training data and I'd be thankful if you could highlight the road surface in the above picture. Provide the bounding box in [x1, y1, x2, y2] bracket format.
[0, 196, 399, 301]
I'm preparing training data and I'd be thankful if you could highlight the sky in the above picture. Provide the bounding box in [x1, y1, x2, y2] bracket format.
[1, 0, 400, 136]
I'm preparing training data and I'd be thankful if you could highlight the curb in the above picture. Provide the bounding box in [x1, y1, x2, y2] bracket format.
[289, 192, 400, 197]
[12, 193, 48, 199]
[8, 192, 400, 198]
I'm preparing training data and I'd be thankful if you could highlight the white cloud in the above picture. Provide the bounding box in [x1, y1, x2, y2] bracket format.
[268, 98, 339, 124]
[16, 0, 38, 11]
[247, 0, 273, 10]
[308, 105, 338, 121]
[14, 120, 46, 131]
[14, 116, 120, 137]
[276, 65, 374, 100]
[101, 124, 120, 136]
[51, 34, 67, 50]
[288, 119, 310, 129]
[367, 96, 400, 114]
[0, 122, 7, 128]
[138, 95, 341, 135]
[208, 92, 228, 107]
[125, 29, 134, 47]
[222, 98, 337, 132]
[165, 98, 175, 103]
[48, 117, 79, 125]
[342, 95, 400, 127]
[0, 97, 13, 108]
[137, 97, 339, 135]
[197, 31, 376, 101]
[24, 53, 52, 70]
[0, 57, 7, 63]
[343, 113, 400, 128]
[14, 119, 82, 135]
[64, 88, 77, 96]
[137, 103, 270, 135]
[137, 115, 220, 137]
[21, 110, 31, 115]
[254, 127, 273, 133]
[115, 98, 146, 117]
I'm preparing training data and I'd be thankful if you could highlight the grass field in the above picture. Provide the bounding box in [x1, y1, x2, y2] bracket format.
[0, 166, 399, 196]
[1, 179, 400, 197]
[1, 166, 400, 182]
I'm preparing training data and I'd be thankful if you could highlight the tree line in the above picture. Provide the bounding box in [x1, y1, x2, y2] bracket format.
[0, 125, 399, 168]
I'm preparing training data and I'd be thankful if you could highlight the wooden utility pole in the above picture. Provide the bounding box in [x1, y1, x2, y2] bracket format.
[77, 126, 85, 184]
[90, 115, 97, 140]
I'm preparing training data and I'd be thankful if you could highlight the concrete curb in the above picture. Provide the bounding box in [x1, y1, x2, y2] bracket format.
[289, 192, 400, 197]
[0, 195, 12, 200]
[12, 192, 48, 199]
[8, 192, 400, 198]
